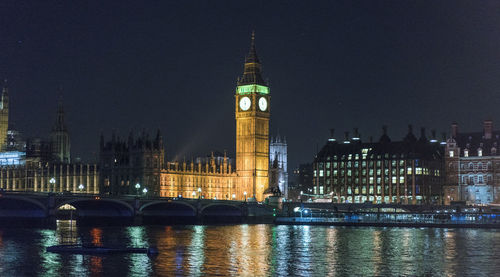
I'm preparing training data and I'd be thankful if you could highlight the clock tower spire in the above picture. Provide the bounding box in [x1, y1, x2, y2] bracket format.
[235, 32, 270, 202]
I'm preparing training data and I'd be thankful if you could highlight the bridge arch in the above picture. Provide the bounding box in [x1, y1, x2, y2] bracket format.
[57, 198, 135, 217]
[200, 203, 243, 217]
[140, 200, 198, 224]
[0, 195, 48, 217]
[140, 200, 196, 213]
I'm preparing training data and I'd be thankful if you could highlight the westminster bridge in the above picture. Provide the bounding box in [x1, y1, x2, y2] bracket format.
[0, 191, 276, 225]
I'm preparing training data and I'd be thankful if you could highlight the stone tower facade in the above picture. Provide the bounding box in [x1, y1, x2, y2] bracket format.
[269, 136, 288, 198]
[50, 99, 71, 163]
[99, 130, 165, 196]
[0, 82, 9, 151]
[235, 32, 270, 201]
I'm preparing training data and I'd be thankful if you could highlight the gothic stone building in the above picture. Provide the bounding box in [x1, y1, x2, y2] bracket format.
[0, 87, 98, 194]
[444, 120, 500, 205]
[100, 33, 273, 201]
[313, 126, 445, 204]
[99, 130, 164, 195]
[269, 136, 288, 198]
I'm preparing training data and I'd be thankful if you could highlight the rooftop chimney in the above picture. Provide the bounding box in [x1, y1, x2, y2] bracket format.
[484, 120, 493, 139]
[328, 128, 336, 142]
[344, 131, 350, 144]
[451, 122, 458, 138]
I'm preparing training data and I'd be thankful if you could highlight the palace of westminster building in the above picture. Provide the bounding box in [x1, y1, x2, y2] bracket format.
[0, 34, 288, 202]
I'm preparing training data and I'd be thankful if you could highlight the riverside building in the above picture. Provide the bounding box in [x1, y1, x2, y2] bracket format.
[444, 120, 500, 205]
[312, 126, 445, 204]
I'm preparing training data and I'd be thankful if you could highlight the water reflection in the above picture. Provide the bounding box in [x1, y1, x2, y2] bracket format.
[1, 225, 500, 276]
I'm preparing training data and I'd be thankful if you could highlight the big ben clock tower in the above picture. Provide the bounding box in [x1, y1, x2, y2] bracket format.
[235, 32, 270, 202]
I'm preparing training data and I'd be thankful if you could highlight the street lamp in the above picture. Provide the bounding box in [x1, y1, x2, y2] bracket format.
[300, 191, 303, 203]
[142, 188, 148, 196]
[192, 191, 196, 199]
[244, 191, 247, 202]
[232, 193, 236, 200]
[197, 187, 201, 199]
[78, 184, 84, 193]
[135, 183, 140, 196]
[49, 178, 56, 192]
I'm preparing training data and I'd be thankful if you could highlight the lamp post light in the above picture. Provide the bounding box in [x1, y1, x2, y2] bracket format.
[300, 191, 303, 203]
[142, 188, 148, 196]
[192, 191, 196, 199]
[244, 191, 247, 202]
[49, 178, 56, 192]
[135, 183, 140, 196]
[232, 194, 236, 200]
[78, 184, 84, 193]
[197, 187, 201, 199]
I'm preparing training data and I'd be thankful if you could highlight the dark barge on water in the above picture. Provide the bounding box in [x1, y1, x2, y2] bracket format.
[46, 244, 159, 255]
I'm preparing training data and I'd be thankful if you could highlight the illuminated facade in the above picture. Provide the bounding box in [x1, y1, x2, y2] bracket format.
[159, 154, 238, 199]
[313, 126, 445, 204]
[235, 32, 270, 201]
[444, 120, 500, 205]
[0, 161, 99, 193]
[269, 136, 288, 198]
[0, 82, 9, 151]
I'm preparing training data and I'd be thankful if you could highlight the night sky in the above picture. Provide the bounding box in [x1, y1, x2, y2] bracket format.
[1, 1, 499, 169]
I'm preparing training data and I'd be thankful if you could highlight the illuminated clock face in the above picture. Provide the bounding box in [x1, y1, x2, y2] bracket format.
[239, 96, 251, 111]
[258, 97, 267, 111]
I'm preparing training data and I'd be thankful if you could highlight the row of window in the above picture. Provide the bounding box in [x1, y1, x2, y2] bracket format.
[314, 184, 423, 196]
[449, 148, 496, 157]
[461, 174, 493, 184]
[324, 151, 412, 161]
[315, 167, 439, 178]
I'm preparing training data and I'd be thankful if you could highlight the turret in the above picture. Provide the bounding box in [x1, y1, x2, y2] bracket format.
[50, 97, 71, 163]
[0, 80, 9, 151]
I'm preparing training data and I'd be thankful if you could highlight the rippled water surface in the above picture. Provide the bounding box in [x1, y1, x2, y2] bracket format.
[0, 221, 499, 276]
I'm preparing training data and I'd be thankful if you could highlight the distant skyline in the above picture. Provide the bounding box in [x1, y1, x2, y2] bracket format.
[1, 1, 499, 168]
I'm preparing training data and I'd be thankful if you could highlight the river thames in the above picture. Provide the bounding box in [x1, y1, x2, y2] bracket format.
[0, 221, 499, 276]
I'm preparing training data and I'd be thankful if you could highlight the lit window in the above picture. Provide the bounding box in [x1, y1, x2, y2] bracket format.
[400, 176, 405, 183]
[407, 167, 412, 175]
[392, 177, 397, 184]
[449, 151, 454, 157]
[319, 170, 324, 177]
[415, 167, 422, 175]
[464, 150, 469, 157]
